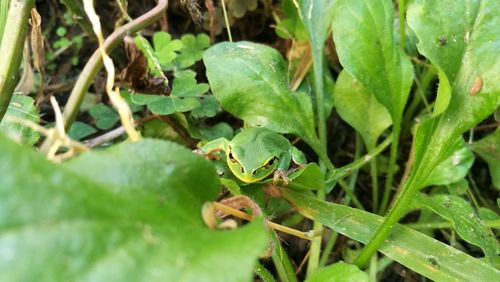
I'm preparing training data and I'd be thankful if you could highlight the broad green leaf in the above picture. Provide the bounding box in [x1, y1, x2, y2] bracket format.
[191, 95, 219, 118]
[0, 135, 267, 281]
[89, 104, 120, 130]
[478, 207, 499, 221]
[132, 71, 209, 115]
[446, 178, 469, 196]
[470, 127, 500, 189]
[424, 139, 474, 186]
[333, 70, 392, 149]
[299, 0, 335, 123]
[203, 41, 319, 150]
[299, 0, 335, 55]
[171, 70, 210, 97]
[288, 163, 324, 191]
[406, 0, 500, 188]
[416, 193, 499, 260]
[283, 189, 500, 281]
[0, 95, 39, 145]
[153, 32, 183, 67]
[68, 121, 97, 141]
[332, 0, 414, 125]
[433, 68, 452, 116]
[305, 261, 368, 282]
[120, 90, 144, 113]
[175, 33, 211, 69]
[132, 94, 199, 116]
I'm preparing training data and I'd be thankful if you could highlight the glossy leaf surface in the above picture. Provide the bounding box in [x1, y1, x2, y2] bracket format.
[288, 163, 325, 191]
[0, 135, 267, 281]
[424, 140, 474, 186]
[416, 193, 499, 260]
[203, 41, 318, 149]
[332, 0, 413, 124]
[305, 261, 368, 282]
[407, 0, 500, 186]
[0, 95, 39, 145]
[283, 189, 500, 281]
[299, 0, 335, 54]
[333, 70, 392, 149]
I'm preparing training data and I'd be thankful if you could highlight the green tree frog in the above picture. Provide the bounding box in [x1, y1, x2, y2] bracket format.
[200, 127, 306, 184]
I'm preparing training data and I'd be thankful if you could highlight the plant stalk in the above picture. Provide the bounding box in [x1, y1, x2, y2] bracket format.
[254, 263, 276, 282]
[220, 0, 232, 42]
[305, 38, 329, 276]
[397, 0, 406, 48]
[370, 155, 379, 212]
[379, 123, 401, 214]
[0, 0, 35, 122]
[272, 241, 298, 282]
[0, 0, 9, 44]
[319, 134, 363, 267]
[354, 169, 417, 268]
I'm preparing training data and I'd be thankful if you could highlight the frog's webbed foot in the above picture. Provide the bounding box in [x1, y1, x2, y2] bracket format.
[273, 169, 289, 186]
[193, 149, 204, 156]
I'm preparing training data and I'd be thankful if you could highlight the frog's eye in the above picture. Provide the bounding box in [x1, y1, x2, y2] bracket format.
[264, 157, 278, 169]
[228, 151, 236, 163]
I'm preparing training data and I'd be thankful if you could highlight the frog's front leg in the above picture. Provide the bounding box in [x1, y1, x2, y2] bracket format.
[273, 147, 307, 185]
[290, 146, 307, 167]
[197, 138, 230, 160]
[273, 151, 292, 185]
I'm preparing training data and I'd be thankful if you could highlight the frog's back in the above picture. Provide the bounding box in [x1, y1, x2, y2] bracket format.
[231, 127, 290, 168]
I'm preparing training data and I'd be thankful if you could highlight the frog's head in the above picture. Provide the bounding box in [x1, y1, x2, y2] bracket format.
[226, 145, 279, 183]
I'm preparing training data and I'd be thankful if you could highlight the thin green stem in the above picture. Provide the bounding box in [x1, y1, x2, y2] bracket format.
[40, 0, 168, 152]
[379, 123, 401, 214]
[272, 240, 298, 282]
[0, 0, 9, 44]
[397, 0, 406, 48]
[319, 134, 363, 267]
[355, 171, 418, 268]
[318, 231, 338, 267]
[402, 67, 436, 129]
[349, 133, 363, 189]
[312, 52, 327, 150]
[0, 0, 35, 122]
[254, 263, 276, 282]
[307, 59, 328, 275]
[370, 153, 379, 213]
[369, 254, 378, 282]
[306, 187, 324, 277]
[467, 173, 489, 208]
[220, 0, 232, 42]
[325, 135, 392, 184]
